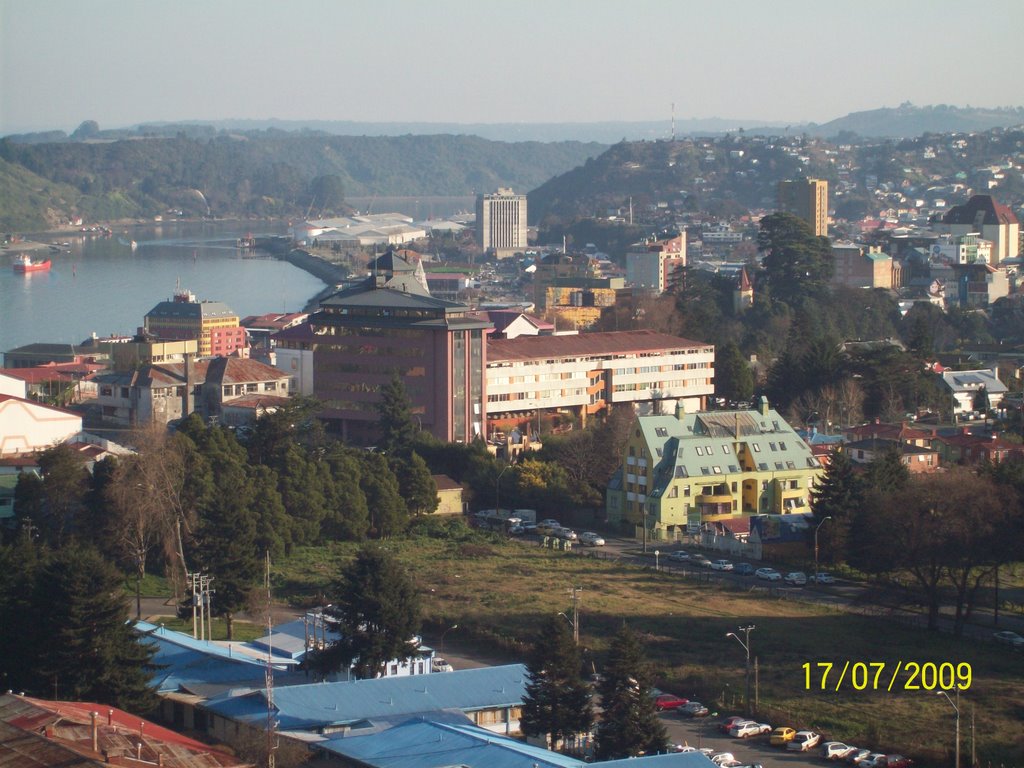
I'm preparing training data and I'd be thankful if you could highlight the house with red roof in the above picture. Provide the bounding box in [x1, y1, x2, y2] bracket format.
[933, 194, 1020, 265]
[931, 429, 1024, 466]
[0, 692, 249, 767]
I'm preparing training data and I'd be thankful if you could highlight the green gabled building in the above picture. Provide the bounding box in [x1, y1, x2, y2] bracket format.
[606, 397, 823, 541]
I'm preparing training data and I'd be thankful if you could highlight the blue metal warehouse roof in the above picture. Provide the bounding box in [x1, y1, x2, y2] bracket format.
[205, 664, 529, 732]
[320, 718, 583, 768]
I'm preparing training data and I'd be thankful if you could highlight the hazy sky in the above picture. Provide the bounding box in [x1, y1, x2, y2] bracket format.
[2, 0, 1022, 134]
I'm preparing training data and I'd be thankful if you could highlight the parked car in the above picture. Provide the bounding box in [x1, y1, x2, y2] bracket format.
[881, 755, 913, 768]
[784, 571, 808, 586]
[710, 559, 734, 571]
[709, 753, 736, 766]
[668, 550, 691, 562]
[654, 693, 689, 711]
[730, 721, 772, 738]
[692, 554, 713, 567]
[787, 731, 821, 751]
[553, 527, 578, 541]
[719, 716, 748, 733]
[853, 753, 888, 767]
[769, 726, 797, 746]
[755, 567, 782, 581]
[579, 531, 606, 546]
[811, 571, 836, 584]
[733, 562, 755, 575]
[537, 519, 561, 534]
[993, 630, 1024, 649]
[681, 701, 710, 717]
[520, 521, 539, 535]
[508, 523, 525, 535]
[822, 742, 858, 761]
[845, 748, 873, 765]
[431, 657, 454, 673]
[669, 744, 698, 753]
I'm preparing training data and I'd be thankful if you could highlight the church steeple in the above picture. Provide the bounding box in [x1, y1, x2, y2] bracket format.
[733, 267, 753, 313]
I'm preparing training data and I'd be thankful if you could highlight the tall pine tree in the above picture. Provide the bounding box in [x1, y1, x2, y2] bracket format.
[595, 624, 668, 759]
[313, 546, 421, 679]
[810, 447, 863, 564]
[376, 372, 418, 457]
[520, 615, 594, 750]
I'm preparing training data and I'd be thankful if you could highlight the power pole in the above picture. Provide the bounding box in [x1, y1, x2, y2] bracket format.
[569, 586, 582, 645]
[264, 552, 276, 768]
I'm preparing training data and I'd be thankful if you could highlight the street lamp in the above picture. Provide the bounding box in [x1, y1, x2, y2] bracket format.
[814, 516, 832, 585]
[439, 623, 458, 654]
[726, 624, 755, 715]
[495, 465, 510, 513]
[642, 506, 649, 554]
[937, 687, 962, 768]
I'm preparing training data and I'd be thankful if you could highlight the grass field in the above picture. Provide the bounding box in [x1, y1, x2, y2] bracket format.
[272, 533, 1023, 766]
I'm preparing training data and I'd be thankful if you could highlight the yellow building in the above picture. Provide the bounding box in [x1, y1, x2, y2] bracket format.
[143, 290, 246, 357]
[606, 397, 823, 540]
[777, 178, 829, 237]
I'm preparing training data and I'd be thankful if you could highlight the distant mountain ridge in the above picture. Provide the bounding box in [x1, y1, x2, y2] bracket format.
[5, 104, 1021, 145]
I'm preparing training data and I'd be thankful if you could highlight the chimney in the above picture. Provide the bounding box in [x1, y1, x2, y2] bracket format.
[108, 709, 113, 726]
[675, 400, 685, 420]
[90, 711, 99, 753]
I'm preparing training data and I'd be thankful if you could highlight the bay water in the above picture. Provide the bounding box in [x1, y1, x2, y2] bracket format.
[0, 221, 326, 356]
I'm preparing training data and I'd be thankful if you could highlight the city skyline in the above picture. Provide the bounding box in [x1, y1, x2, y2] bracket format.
[2, 0, 1023, 136]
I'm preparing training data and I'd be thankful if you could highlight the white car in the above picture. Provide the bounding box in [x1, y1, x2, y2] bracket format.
[993, 630, 1024, 649]
[730, 721, 772, 738]
[553, 527, 578, 541]
[579, 531, 606, 546]
[822, 742, 858, 760]
[787, 731, 821, 751]
[668, 550, 690, 562]
[812, 572, 836, 584]
[710, 559, 734, 571]
[755, 567, 782, 581]
[710, 753, 736, 766]
[784, 571, 808, 586]
[431, 657, 454, 673]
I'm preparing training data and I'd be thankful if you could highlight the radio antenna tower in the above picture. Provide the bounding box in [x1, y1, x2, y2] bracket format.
[264, 551, 277, 768]
[671, 102, 676, 142]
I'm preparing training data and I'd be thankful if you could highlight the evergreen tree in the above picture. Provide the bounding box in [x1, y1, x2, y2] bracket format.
[520, 615, 594, 749]
[314, 546, 420, 679]
[810, 447, 862, 563]
[360, 452, 409, 538]
[323, 444, 370, 540]
[394, 452, 438, 516]
[714, 341, 754, 403]
[595, 625, 668, 759]
[190, 426, 261, 640]
[19, 443, 91, 547]
[278, 442, 327, 544]
[250, 465, 290, 559]
[757, 212, 833, 306]
[376, 372, 418, 457]
[14, 546, 158, 711]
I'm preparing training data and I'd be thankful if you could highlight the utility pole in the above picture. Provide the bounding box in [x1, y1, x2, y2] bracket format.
[726, 625, 756, 715]
[814, 516, 832, 584]
[264, 552, 276, 768]
[937, 687, 962, 768]
[569, 586, 581, 645]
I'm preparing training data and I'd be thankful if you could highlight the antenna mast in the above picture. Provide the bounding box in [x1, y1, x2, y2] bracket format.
[265, 551, 276, 768]
[671, 102, 676, 142]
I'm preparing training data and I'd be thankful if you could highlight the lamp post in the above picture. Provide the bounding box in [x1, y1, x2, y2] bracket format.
[937, 687, 962, 768]
[814, 516, 832, 585]
[495, 465, 510, 514]
[642, 506, 649, 554]
[726, 624, 755, 715]
[134, 555, 143, 621]
[439, 623, 458, 654]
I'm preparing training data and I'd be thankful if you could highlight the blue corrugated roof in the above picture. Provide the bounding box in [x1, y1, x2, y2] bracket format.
[321, 718, 584, 768]
[205, 665, 528, 732]
[603, 754, 716, 768]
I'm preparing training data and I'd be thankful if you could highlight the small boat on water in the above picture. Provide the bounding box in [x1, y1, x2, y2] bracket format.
[13, 254, 52, 273]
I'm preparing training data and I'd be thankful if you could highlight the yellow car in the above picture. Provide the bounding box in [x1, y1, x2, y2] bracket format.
[770, 727, 796, 746]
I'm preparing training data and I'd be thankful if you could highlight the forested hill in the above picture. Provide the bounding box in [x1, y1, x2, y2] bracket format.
[0, 132, 605, 231]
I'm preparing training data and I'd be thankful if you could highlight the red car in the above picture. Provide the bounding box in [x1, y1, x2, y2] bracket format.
[719, 715, 748, 733]
[654, 694, 689, 711]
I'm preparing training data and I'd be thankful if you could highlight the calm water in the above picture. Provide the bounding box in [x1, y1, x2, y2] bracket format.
[0, 221, 326, 355]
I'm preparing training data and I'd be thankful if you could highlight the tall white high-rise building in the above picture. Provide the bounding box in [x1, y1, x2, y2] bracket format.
[476, 188, 527, 259]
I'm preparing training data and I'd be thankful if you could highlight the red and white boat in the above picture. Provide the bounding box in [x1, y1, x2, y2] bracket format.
[12, 254, 52, 273]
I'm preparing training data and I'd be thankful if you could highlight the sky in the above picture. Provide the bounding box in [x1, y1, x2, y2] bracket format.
[2, 0, 1023, 135]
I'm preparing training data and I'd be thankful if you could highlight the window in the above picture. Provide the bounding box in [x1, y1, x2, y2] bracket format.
[769, 442, 777, 451]
[629, 446, 635, 456]
[779, 442, 787, 450]
[684, 486, 691, 497]
[789, 479, 799, 489]
[731, 482, 737, 492]
[655, 427, 668, 437]
[390, 664, 398, 675]
[656, 448, 663, 457]
[695, 446, 704, 456]
[713, 466, 722, 474]
[722, 445, 730, 454]
[752, 443, 761, 452]
[669, 487, 678, 498]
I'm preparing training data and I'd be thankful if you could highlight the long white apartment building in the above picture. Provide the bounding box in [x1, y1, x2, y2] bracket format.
[485, 329, 714, 438]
